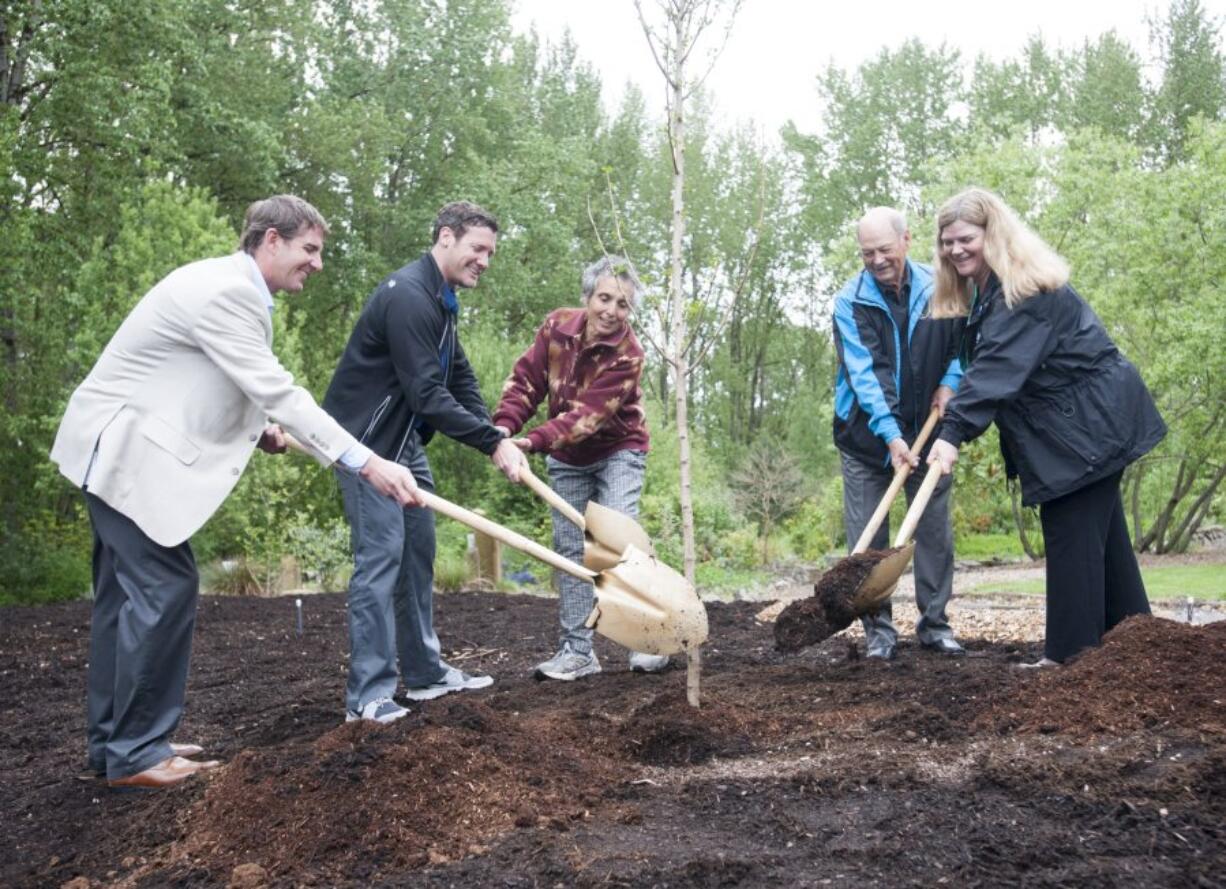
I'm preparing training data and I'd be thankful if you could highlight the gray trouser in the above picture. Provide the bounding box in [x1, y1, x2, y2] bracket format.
[336, 434, 444, 712]
[546, 449, 647, 655]
[840, 451, 956, 648]
[84, 493, 198, 780]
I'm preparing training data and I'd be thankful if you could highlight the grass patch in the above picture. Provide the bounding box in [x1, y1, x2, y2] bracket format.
[955, 532, 1027, 561]
[971, 563, 1226, 601]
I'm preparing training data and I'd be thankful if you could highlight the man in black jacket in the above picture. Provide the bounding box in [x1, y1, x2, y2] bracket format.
[323, 201, 524, 723]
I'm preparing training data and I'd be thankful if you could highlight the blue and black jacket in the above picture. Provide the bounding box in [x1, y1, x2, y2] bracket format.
[832, 260, 964, 466]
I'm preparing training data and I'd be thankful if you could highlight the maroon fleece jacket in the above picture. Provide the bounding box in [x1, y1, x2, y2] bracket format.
[492, 307, 649, 466]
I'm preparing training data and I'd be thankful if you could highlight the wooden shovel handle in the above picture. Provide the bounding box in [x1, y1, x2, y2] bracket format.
[892, 461, 944, 547]
[520, 463, 585, 530]
[852, 407, 941, 553]
[416, 490, 597, 583]
[282, 432, 597, 583]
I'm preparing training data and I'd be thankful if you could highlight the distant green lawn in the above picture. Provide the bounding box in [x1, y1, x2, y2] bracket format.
[970, 563, 1226, 601]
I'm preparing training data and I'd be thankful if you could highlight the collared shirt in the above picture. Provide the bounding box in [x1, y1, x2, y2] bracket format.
[242, 252, 370, 471]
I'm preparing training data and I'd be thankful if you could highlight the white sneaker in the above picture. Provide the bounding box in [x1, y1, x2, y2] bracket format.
[403, 667, 495, 701]
[629, 651, 672, 673]
[1016, 657, 1061, 670]
[534, 643, 601, 681]
[346, 696, 409, 724]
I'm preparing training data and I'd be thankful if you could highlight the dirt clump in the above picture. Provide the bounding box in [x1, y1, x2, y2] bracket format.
[620, 694, 755, 766]
[774, 548, 900, 652]
[980, 615, 1226, 737]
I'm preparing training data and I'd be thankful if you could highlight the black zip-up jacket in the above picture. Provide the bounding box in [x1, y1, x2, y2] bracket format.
[937, 275, 1165, 505]
[322, 252, 502, 462]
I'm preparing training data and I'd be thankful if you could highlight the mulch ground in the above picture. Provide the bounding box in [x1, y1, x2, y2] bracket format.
[1, 591, 1223, 888]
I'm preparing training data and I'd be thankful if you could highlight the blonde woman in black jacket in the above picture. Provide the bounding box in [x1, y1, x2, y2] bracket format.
[926, 188, 1166, 668]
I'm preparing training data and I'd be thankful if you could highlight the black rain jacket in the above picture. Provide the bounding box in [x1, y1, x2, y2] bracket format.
[322, 252, 502, 462]
[936, 275, 1166, 506]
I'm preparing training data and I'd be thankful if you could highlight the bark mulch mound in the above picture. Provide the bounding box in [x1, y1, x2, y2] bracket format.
[979, 615, 1226, 737]
[2, 592, 1223, 888]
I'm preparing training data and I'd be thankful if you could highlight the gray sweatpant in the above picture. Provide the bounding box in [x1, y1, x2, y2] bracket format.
[840, 451, 956, 649]
[546, 449, 647, 655]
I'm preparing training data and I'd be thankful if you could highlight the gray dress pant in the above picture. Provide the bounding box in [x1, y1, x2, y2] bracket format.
[84, 493, 198, 780]
[839, 451, 956, 649]
[336, 433, 445, 713]
[546, 449, 646, 655]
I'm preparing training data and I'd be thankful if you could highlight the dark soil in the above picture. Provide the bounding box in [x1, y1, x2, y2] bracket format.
[2, 593, 1223, 888]
[775, 549, 898, 651]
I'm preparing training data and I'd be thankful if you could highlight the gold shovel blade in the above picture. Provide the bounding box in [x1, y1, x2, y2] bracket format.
[588, 544, 708, 656]
[850, 543, 915, 612]
[582, 501, 655, 571]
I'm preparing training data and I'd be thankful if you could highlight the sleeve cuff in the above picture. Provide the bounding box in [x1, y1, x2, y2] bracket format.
[336, 442, 373, 473]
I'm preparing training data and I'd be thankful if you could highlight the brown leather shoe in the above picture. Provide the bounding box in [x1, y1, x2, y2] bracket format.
[170, 742, 205, 758]
[107, 756, 220, 789]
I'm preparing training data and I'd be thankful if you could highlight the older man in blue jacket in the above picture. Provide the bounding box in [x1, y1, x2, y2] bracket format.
[832, 207, 965, 660]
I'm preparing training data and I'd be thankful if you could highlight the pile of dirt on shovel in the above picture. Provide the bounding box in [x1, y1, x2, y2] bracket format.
[774, 548, 902, 652]
[979, 615, 1226, 738]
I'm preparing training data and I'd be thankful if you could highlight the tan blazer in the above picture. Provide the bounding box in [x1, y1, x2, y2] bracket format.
[51, 253, 356, 546]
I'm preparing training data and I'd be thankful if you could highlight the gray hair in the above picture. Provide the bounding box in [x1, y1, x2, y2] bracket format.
[857, 206, 908, 240]
[580, 255, 643, 305]
[240, 195, 329, 254]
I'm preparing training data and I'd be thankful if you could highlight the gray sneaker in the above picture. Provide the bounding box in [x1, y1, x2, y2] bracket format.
[403, 666, 495, 702]
[534, 643, 601, 681]
[629, 651, 671, 673]
[346, 696, 409, 724]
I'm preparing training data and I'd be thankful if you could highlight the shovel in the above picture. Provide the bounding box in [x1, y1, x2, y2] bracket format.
[757, 407, 938, 624]
[416, 489, 708, 707]
[850, 406, 939, 554]
[848, 459, 945, 611]
[282, 434, 708, 706]
[774, 459, 946, 652]
[518, 462, 655, 571]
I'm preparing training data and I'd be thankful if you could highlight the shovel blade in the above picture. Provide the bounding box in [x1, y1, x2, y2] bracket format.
[850, 543, 914, 612]
[582, 502, 654, 572]
[590, 544, 707, 656]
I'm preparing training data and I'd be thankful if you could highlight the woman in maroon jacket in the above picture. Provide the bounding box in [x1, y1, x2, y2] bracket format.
[493, 256, 666, 681]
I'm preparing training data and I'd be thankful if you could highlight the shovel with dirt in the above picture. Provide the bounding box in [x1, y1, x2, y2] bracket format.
[772, 409, 945, 652]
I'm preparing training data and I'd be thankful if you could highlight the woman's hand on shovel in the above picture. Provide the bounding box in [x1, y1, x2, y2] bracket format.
[928, 440, 959, 476]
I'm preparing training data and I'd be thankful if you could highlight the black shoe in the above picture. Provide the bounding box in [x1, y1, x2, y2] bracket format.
[921, 637, 966, 656]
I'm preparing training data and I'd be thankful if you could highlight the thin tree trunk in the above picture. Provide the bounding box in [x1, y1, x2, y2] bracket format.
[1009, 483, 1042, 560]
[1167, 462, 1226, 554]
[668, 13, 697, 585]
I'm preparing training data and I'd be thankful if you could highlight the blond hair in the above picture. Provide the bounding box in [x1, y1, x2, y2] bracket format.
[930, 188, 1069, 318]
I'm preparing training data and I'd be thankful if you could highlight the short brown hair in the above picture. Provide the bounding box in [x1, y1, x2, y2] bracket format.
[431, 201, 499, 244]
[240, 195, 329, 254]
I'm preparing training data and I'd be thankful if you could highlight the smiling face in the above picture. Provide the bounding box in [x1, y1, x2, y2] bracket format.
[939, 219, 989, 288]
[433, 225, 496, 289]
[257, 225, 325, 294]
[584, 275, 634, 339]
[857, 217, 910, 290]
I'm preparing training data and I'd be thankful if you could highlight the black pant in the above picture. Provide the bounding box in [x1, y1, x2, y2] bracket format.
[1039, 471, 1150, 662]
[85, 493, 198, 779]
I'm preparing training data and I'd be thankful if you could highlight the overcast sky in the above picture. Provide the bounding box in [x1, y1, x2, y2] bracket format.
[510, 0, 1195, 134]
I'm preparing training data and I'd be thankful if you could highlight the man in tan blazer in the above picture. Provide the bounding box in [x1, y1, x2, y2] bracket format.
[51, 195, 423, 789]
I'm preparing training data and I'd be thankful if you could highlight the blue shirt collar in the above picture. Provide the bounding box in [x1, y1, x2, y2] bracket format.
[240, 251, 275, 313]
[441, 283, 459, 315]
